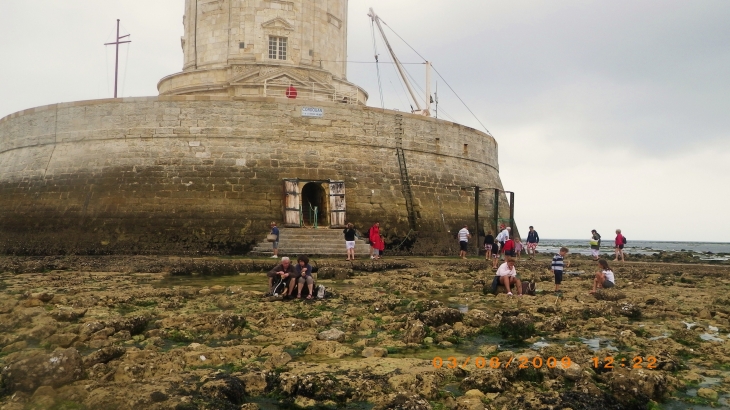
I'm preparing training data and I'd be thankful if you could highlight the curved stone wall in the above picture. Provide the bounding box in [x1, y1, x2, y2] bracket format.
[0, 96, 508, 255]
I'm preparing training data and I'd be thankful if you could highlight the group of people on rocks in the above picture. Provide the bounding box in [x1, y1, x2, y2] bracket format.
[268, 219, 622, 298]
[459, 224, 621, 296]
[267, 255, 316, 299]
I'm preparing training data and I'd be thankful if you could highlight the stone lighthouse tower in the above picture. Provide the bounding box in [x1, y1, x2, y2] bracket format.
[158, 0, 368, 104]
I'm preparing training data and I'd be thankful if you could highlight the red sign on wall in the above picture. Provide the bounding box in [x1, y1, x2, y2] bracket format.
[286, 86, 298, 99]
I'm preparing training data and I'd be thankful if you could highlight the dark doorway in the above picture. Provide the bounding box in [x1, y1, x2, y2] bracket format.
[301, 182, 327, 226]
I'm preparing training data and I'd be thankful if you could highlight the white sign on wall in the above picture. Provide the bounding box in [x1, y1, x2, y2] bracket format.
[301, 107, 324, 118]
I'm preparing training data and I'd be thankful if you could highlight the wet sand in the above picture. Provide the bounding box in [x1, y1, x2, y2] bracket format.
[0, 255, 729, 410]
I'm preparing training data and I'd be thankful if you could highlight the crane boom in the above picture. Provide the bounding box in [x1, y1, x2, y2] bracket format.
[368, 8, 430, 116]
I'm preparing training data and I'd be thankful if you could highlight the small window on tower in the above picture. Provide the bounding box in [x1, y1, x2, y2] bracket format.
[239, 42, 245, 49]
[268, 37, 287, 60]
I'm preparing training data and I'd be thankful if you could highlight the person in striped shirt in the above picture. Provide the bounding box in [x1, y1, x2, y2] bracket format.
[551, 247, 569, 292]
[457, 225, 471, 259]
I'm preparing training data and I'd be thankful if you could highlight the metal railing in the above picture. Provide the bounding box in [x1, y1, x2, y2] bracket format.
[263, 79, 361, 105]
[308, 202, 318, 229]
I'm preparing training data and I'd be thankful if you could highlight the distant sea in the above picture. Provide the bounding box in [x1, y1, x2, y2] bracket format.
[536, 239, 730, 261]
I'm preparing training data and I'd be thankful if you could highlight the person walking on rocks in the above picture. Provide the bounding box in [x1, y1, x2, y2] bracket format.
[590, 259, 615, 294]
[343, 223, 357, 261]
[458, 225, 471, 259]
[551, 247, 569, 293]
[502, 234, 516, 257]
[526, 226, 540, 259]
[590, 229, 601, 261]
[496, 256, 522, 296]
[491, 236, 500, 269]
[270, 222, 280, 258]
[614, 229, 626, 262]
[484, 231, 495, 261]
[369, 221, 384, 259]
[496, 226, 511, 259]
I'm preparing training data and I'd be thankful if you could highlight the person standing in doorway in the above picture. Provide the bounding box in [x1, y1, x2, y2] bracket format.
[590, 229, 601, 261]
[484, 231, 495, 261]
[614, 229, 626, 262]
[526, 226, 540, 259]
[369, 221, 384, 259]
[458, 225, 471, 259]
[343, 223, 357, 261]
[270, 222, 280, 258]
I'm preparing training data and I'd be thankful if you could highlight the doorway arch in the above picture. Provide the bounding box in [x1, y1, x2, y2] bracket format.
[301, 182, 327, 226]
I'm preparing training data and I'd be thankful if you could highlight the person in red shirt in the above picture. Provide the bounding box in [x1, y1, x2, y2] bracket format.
[369, 222, 385, 259]
[502, 235, 516, 257]
[614, 229, 626, 262]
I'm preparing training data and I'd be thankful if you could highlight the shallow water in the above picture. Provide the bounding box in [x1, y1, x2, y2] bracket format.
[154, 272, 268, 291]
[539, 239, 730, 259]
[579, 337, 618, 352]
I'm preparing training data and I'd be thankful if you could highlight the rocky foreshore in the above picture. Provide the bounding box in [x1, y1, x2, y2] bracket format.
[1, 255, 729, 410]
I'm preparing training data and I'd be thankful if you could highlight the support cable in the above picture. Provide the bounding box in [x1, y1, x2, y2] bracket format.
[121, 42, 131, 98]
[370, 21, 385, 109]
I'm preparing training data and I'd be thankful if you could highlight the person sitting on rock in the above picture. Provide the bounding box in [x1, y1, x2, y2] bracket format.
[267, 256, 297, 297]
[295, 255, 315, 299]
[496, 256, 522, 296]
[590, 259, 615, 294]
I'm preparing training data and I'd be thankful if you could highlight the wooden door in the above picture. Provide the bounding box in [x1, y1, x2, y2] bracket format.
[284, 179, 301, 227]
[329, 181, 346, 228]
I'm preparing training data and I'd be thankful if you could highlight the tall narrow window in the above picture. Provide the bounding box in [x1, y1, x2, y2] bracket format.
[268, 37, 287, 60]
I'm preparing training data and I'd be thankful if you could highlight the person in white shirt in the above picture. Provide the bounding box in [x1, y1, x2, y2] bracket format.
[590, 259, 616, 294]
[496, 227, 511, 259]
[496, 256, 522, 296]
[457, 225, 471, 259]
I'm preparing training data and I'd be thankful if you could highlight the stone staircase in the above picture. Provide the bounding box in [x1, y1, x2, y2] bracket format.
[251, 227, 371, 256]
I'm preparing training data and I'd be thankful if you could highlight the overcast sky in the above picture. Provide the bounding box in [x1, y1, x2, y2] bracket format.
[1, 1, 728, 242]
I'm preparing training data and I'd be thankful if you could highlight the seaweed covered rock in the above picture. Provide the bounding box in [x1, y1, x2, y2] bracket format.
[402, 320, 427, 344]
[601, 367, 672, 406]
[200, 374, 246, 409]
[460, 368, 507, 393]
[497, 313, 536, 341]
[419, 308, 463, 327]
[377, 393, 432, 410]
[1, 348, 84, 393]
[594, 289, 626, 301]
[463, 309, 490, 327]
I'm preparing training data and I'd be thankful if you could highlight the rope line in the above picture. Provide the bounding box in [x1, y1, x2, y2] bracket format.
[370, 21, 385, 109]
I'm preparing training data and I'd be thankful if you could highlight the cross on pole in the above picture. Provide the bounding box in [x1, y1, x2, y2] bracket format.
[104, 19, 131, 99]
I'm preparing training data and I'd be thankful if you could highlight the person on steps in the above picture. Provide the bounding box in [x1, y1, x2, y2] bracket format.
[343, 223, 357, 261]
[270, 222, 280, 258]
[369, 222, 384, 259]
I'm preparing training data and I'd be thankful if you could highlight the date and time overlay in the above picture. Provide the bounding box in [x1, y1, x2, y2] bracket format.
[432, 356, 660, 370]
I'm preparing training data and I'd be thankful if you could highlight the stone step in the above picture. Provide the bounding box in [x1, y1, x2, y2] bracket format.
[252, 244, 370, 251]
[251, 227, 370, 255]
